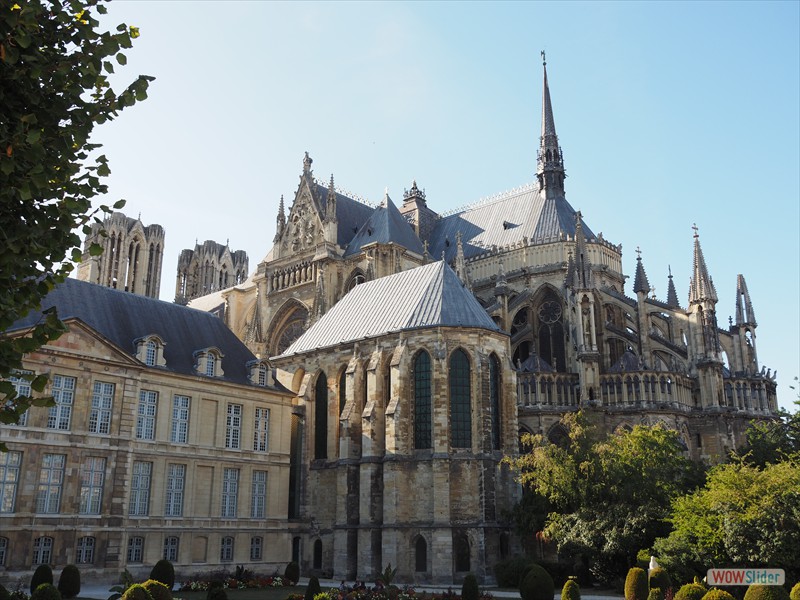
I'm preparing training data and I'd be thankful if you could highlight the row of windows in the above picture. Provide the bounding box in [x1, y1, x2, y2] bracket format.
[0, 534, 264, 566]
[0, 452, 269, 518]
[8, 376, 270, 451]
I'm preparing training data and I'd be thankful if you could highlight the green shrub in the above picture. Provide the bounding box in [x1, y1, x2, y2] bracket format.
[562, 579, 581, 600]
[57, 565, 81, 599]
[675, 583, 708, 600]
[519, 563, 555, 600]
[31, 585, 60, 600]
[284, 562, 300, 585]
[31, 565, 54, 594]
[625, 568, 649, 600]
[461, 573, 479, 600]
[648, 588, 663, 600]
[141, 581, 171, 600]
[649, 568, 673, 596]
[1, 584, 11, 600]
[744, 586, 790, 600]
[149, 560, 175, 591]
[121, 585, 153, 600]
[790, 583, 800, 600]
[304, 577, 321, 600]
[494, 557, 532, 587]
[701, 590, 736, 600]
[637, 550, 651, 571]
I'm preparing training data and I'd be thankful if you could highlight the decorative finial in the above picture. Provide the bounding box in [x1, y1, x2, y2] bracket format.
[303, 151, 312, 173]
[541, 50, 546, 66]
[137, 211, 141, 221]
[226, 238, 229, 247]
[692, 223, 699, 238]
[636, 246, 642, 259]
[668, 264, 673, 277]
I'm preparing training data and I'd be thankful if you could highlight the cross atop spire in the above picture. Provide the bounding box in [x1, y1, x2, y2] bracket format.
[536, 54, 566, 198]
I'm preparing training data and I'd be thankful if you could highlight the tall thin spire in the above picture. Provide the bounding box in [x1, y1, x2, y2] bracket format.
[735, 274, 757, 326]
[666, 265, 680, 308]
[632, 247, 651, 295]
[688, 224, 718, 305]
[274, 195, 286, 243]
[536, 51, 566, 198]
[573, 212, 592, 288]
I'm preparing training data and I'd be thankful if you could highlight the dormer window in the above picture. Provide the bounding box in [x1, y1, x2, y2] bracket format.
[135, 335, 166, 367]
[247, 360, 271, 387]
[195, 348, 224, 378]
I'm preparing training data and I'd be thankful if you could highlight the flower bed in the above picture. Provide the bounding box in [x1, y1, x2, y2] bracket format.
[180, 576, 290, 592]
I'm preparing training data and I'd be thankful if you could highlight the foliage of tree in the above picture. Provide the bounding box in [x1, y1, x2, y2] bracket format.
[0, 0, 152, 436]
[505, 411, 702, 584]
[654, 456, 800, 584]
[734, 387, 800, 467]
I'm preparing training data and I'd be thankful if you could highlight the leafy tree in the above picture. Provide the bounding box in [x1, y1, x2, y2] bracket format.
[505, 411, 702, 584]
[654, 456, 800, 584]
[734, 383, 800, 466]
[0, 0, 152, 439]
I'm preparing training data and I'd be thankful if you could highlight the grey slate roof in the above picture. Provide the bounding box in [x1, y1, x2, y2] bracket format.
[275, 261, 502, 358]
[315, 184, 375, 248]
[344, 195, 425, 258]
[428, 183, 595, 263]
[8, 278, 262, 386]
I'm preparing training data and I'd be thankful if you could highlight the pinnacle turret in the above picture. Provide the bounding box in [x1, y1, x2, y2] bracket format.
[536, 52, 566, 198]
[633, 247, 651, 295]
[666, 265, 680, 308]
[325, 174, 337, 223]
[735, 274, 757, 327]
[572, 212, 592, 288]
[688, 225, 717, 305]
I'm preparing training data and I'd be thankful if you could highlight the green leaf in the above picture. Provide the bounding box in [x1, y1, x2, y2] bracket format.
[113, 199, 126, 209]
[26, 129, 42, 143]
[89, 242, 103, 256]
[116, 52, 127, 66]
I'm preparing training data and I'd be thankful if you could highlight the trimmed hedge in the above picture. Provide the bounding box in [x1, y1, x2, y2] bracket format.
[461, 573, 479, 600]
[520, 563, 555, 600]
[744, 586, 790, 600]
[790, 582, 800, 600]
[149, 560, 175, 591]
[701, 590, 736, 600]
[625, 568, 649, 600]
[562, 579, 581, 600]
[494, 557, 531, 587]
[142, 580, 171, 600]
[31, 565, 54, 594]
[649, 568, 672, 595]
[122, 585, 154, 600]
[304, 577, 321, 600]
[284, 562, 300, 585]
[31, 585, 60, 600]
[57, 565, 81, 599]
[675, 583, 708, 600]
[648, 589, 663, 600]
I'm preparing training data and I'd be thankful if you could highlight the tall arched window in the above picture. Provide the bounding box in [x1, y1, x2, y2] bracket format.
[313, 539, 323, 569]
[489, 354, 501, 450]
[314, 373, 328, 459]
[449, 349, 471, 448]
[536, 292, 566, 372]
[453, 531, 470, 572]
[414, 351, 432, 449]
[414, 536, 427, 572]
[338, 370, 347, 417]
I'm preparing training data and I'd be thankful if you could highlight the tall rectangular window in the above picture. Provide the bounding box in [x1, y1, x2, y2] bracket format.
[127, 536, 144, 563]
[48, 375, 75, 430]
[0, 537, 7, 566]
[171, 395, 190, 443]
[89, 381, 114, 434]
[8, 371, 32, 426]
[251, 470, 267, 518]
[129, 461, 152, 516]
[225, 404, 242, 449]
[163, 536, 179, 561]
[33, 536, 53, 565]
[250, 536, 263, 561]
[79, 457, 105, 515]
[220, 536, 234, 562]
[76, 536, 95, 564]
[253, 407, 269, 452]
[221, 468, 239, 518]
[0, 451, 21, 513]
[36, 453, 65, 513]
[165, 463, 185, 517]
[136, 390, 158, 440]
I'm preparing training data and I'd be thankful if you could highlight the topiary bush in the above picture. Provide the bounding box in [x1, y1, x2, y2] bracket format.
[649, 568, 672, 597]
[141, 580, 171, 600]
[304, 577, 321, 600]
[31, 585, 61, 600]
[648, 588, 663, 600]
[57, 565, 81, 599]
[744, 586, 790, 600]
[790, 583, 800, 600]
[625, 568, 649, 600]
[122, 586, 153, 600]
[562, 579, 581, 600]
[461, 573, 479, 600]
[31, 565, 54, 594]
[701, 590, 736, 600]
[284, 562, 300, 585]
[149, 560, 175, 591]
[637, 550, 651, 571]
[494, 557, 532, 587]
[675, 583, 708, 600]
[519, 563, 555, 600]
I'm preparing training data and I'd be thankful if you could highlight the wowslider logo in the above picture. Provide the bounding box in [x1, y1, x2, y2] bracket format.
[707, 569, 785, 586]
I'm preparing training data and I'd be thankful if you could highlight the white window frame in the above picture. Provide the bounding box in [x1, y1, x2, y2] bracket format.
[36, 453, 65, 514]
[171, 395, 190, 444]
[136, 390, 158, 440]
[205, 352, 217, 377]
[33, 536, 53, 565]
[253, 407, 270, 452]
[0, 451, 22, 513]
[220, 536, 234, 562]
[163, 535, 179, 561]
[145, 340, 157, 366]
[221, 468, 239, 518]
[251, 470, 267, 518]
[89, 381, 114, 434]
[250, 536, 263, 561]
[127, 536, 144, 563]
[165, 463, 185, 517]
[77, 536, 95, 564]
[129, 461, 152, 516]
[48, 374, 75, 430]
[225, 403, 242, 449]
[7, 370, 32, 426]
[79, 457, 105, 515]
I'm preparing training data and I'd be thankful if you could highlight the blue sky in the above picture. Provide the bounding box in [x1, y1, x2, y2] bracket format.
[92, 1, 799, 409]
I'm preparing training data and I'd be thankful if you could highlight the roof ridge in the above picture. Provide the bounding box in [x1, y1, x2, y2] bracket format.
[439, 181, 538, 217]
